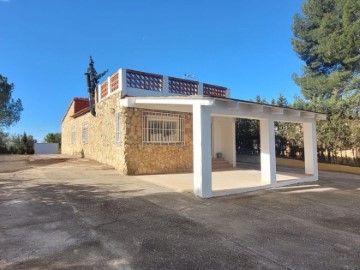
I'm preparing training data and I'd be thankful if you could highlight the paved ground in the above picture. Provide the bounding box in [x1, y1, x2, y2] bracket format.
[0, 155, 359, 269]
[135, 163, 308, 194]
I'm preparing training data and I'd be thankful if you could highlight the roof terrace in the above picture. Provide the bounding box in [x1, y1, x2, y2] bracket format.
[97, 69, 230, 102]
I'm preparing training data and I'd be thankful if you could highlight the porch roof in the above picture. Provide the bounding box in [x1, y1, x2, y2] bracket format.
[120, 95, 326, 122]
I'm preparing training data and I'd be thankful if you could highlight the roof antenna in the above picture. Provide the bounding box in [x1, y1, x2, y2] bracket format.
[183, 73, 196, 80]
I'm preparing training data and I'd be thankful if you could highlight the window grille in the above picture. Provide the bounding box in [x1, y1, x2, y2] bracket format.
[82, 122, 88, 144]
[115, 112, 121, 144]
[142, 111, 185, 144]
[71, 126, 76, 144]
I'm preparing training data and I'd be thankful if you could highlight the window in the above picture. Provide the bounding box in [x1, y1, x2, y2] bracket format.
[71, 126, 76, 144]
[82, 122, 88, 144]
[115, 112, 121, 144]
[142, 111, 185, 144]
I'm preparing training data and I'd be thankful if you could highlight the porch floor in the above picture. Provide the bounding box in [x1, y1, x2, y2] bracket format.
[134, 164, 310, 195]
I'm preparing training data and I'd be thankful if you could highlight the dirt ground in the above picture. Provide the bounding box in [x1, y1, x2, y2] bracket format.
[0, 155, 359, 269]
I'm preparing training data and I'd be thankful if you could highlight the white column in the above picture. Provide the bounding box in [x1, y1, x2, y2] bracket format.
[303, 120, 318, 178]
[193, 104, 212, 198]
[232, 118, 236, 167]
[226, 88, 231, 98]
[260, 118, 276, 185]
[97, 85, 101, 102]
[162, 76, 169, 96]
[119, 69, 127, 96]
[198, 82, 204, 95]
[107, 77, 111, 96]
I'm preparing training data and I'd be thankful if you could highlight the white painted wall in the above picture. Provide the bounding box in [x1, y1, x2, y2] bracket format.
[34, 143, 59, 154]
[212, 116, 235, 166]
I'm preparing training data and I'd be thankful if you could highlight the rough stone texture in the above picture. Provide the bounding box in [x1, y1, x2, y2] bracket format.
[61, 94, 193, 175]
[124, 108, 193, 175]
[61, 92, 126, 173]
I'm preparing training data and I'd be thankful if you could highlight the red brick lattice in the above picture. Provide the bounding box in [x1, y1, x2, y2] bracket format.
[110, 72, 119, 92]
[126, 69, 163, 91]
[101, 81, 108, 98]
[169, 77, 198, 95]
[203, 83, 227, 97]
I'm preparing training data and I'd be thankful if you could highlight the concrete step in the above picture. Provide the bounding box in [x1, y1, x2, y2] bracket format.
[212, 158, 232, 170]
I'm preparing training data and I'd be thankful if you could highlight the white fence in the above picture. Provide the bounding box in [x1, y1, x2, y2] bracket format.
[34, 143, 59, 154]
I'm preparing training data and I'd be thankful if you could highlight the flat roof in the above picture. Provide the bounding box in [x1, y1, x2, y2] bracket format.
[122, 95, 326, 119]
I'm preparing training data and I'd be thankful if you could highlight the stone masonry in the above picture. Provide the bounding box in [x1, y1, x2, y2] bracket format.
[62, 93, 193, 175]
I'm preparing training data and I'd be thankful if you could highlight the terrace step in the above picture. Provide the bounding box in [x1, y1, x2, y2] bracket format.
[212, 158, 233, 171]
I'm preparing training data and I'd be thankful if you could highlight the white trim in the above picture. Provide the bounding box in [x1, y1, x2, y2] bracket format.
[120, 96, 326, 122]
[121, 96, 214, 107]
[212, 176, 317, 197]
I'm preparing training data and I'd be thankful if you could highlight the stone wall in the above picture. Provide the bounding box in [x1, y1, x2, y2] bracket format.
[62, 94, 193, 175]
[123, 108, 193, 175]
[61, 92, 127, 173]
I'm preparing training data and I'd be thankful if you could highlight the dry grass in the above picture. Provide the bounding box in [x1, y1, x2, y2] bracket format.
[277, 157, 360, 175]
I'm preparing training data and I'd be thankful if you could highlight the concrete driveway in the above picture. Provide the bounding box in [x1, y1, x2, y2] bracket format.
[0, 155, 359, 269]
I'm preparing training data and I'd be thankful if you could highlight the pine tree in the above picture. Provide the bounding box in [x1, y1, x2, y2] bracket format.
[291, 0, 360, 162]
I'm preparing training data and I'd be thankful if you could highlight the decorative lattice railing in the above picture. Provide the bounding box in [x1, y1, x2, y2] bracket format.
[203, 83, 227, 97]
[126, 69, 163, 91]
[110, 72, 119, 92]
[97, 68, 228, 101]
[101, 81, 108, 98]
[169, 77, 198, 95]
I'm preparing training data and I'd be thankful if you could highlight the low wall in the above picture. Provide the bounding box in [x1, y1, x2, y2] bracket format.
[34, 143, 59, 154]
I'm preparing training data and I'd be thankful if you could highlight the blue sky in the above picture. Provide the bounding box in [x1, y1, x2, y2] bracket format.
[1, 0, 305, 141]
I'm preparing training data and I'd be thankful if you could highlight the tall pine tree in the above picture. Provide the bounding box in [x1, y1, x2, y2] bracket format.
[292, 0, 360, 162]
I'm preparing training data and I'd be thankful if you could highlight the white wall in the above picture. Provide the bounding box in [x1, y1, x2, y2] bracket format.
[212, 116, 235, 166]
[34, 143, 59, 154]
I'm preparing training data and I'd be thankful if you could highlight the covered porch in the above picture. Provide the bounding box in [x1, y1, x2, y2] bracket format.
[120, 96, 326, 198]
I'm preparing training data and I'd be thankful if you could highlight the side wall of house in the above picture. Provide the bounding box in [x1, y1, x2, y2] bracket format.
[61, 93, 127, 173]
[61, 94, 193, 175]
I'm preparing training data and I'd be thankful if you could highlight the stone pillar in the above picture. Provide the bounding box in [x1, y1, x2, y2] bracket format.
[193, 104, 212, 198]
[303, 120, 318, 179]
[260, 118, 276, 185]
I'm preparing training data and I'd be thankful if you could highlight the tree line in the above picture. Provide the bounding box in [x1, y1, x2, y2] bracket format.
[0, 131, 36, 154]
[0, 131, 61, 154]
[292, 0, 359, 165]
[0, 74, 61, 154]
[238, 0, 359, 166]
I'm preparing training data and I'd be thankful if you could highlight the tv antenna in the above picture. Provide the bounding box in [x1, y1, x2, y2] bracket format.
[183, 73, 196, 79]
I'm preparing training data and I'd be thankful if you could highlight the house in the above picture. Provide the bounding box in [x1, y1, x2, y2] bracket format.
[61, 69, 326, 198]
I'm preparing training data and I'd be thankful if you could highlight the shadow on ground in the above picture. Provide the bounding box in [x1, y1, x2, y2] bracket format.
[0, 156, 359, 269]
